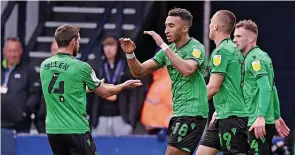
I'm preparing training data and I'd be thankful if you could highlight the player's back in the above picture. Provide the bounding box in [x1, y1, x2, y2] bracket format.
[40, 53, 90, 134]
[209, 38, 247, 119]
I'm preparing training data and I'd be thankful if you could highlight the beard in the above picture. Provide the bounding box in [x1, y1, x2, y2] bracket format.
[73, 46, 79, 57]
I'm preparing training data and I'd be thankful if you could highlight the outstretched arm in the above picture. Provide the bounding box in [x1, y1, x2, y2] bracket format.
[119, 38, 160, 78]
[92, 80, 142, 98]
[127, 58, 159, 78]
[143, 31, 199, 77]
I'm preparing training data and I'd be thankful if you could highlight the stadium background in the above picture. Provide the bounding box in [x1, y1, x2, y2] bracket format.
[1, 1, 295, 155]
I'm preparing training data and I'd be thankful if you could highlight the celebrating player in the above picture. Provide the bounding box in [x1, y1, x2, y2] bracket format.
[233, 19, 290, 155]
[196, 10, 249, 155]
[120, 8, 208, 155]
[40, 25, 142, 155]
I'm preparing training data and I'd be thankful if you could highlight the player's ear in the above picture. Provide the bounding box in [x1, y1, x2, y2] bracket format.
[249, 35, 254, 43]
[182, 25, 189, 33]
[214, 24, 218, 31]
[70, 38, 76, 47]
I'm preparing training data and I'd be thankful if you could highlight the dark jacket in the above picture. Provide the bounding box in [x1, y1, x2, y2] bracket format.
[1, 62, 41, 131]
[89, 59, 140, 128]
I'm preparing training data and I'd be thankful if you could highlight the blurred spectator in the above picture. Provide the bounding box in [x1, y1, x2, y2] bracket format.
[1, 37, 41, 133]
[91, 36, 137, 136]
[140, 66, 172, 134]
[33, 40, 58, 133]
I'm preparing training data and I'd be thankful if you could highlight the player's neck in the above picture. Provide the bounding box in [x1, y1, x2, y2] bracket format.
[214, 33, 231, 46]
[175, 35, 190, 48]
[243, 43, 257, 56]
[57, 47, 73, 55]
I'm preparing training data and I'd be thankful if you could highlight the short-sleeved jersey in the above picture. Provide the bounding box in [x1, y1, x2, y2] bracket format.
[152, 38, 208, 118]
[209, 38, 248, 119]
[244, 47, 276, 126]
[40, 53, 101, 134]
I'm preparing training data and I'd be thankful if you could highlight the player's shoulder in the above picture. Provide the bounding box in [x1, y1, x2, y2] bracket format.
[186, 38, 205, 53]
[222, 40, 238, 52]
[190, 38, 205, 48]
[40, 56, 54, 67]
[74, 59, 92, 71]
[249, 47, 267, 59]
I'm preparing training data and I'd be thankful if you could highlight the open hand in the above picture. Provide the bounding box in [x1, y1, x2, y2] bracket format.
[144, 31, 165, 47]
[275, 118, 290, 137]
[123, 80, 142, 89]
[249, 116, 266, 139]
[119, 38, 136, 54]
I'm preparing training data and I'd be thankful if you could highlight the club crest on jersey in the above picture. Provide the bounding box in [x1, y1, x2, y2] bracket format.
[213, 55, 221, 66]
[192, 49, 201, 58]
[252, 60, 261, 71]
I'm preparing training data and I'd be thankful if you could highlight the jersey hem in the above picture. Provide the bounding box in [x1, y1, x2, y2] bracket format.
[172, 113, 208, 118]
[216, 113, 248, 119]
[46, 128, 90, 134]
[248, 119, 275, 126]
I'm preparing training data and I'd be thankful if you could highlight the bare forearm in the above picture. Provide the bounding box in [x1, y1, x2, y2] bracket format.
[164, 48, 195, 77]
[127, 58, 144, 77]
[207, 85, 218, 101]
[99, 83, 125, 98]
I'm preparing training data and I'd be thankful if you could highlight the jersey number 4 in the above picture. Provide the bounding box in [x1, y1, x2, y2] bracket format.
[48, 73, 65, 102]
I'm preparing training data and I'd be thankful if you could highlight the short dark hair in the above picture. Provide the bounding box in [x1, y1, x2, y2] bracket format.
[54, 24, 80, 48]
[235, 20, 258, 35]
[216, 10, 236, 33]
[168, 8, 193, 28]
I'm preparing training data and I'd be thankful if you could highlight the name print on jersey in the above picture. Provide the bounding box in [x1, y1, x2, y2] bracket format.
[44, 61, 70, 71]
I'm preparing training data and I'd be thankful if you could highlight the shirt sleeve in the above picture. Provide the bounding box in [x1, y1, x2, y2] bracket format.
[152, 49, 165, 68]
[210, 49, 231, 74]
[249, 59, 268, 79]
[184, 46, 205, 66]
[256, 75, 272, 116]
[83, 63, 101, 91]
[273, 85, 281, 119]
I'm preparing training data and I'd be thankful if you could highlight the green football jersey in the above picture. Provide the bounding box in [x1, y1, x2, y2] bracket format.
[153, 38, 208, 118]
[209, 38, 248, 119]
[244, 47, 276, 126]
[40, 53, 101, 134]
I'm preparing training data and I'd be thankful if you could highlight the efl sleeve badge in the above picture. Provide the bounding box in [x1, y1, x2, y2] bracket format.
[252, 60, 261, 71]
[213, 55, 221, 66]
[192, 49, 201, 58]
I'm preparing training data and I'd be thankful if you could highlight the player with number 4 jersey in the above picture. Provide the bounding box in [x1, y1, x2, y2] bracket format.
[40, 25, 142, 155]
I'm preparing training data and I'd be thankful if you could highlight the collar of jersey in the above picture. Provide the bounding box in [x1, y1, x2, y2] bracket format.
[174, 37, 193, 50]
[217, 38, 231, 47]
[244, 46, 259, 58]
